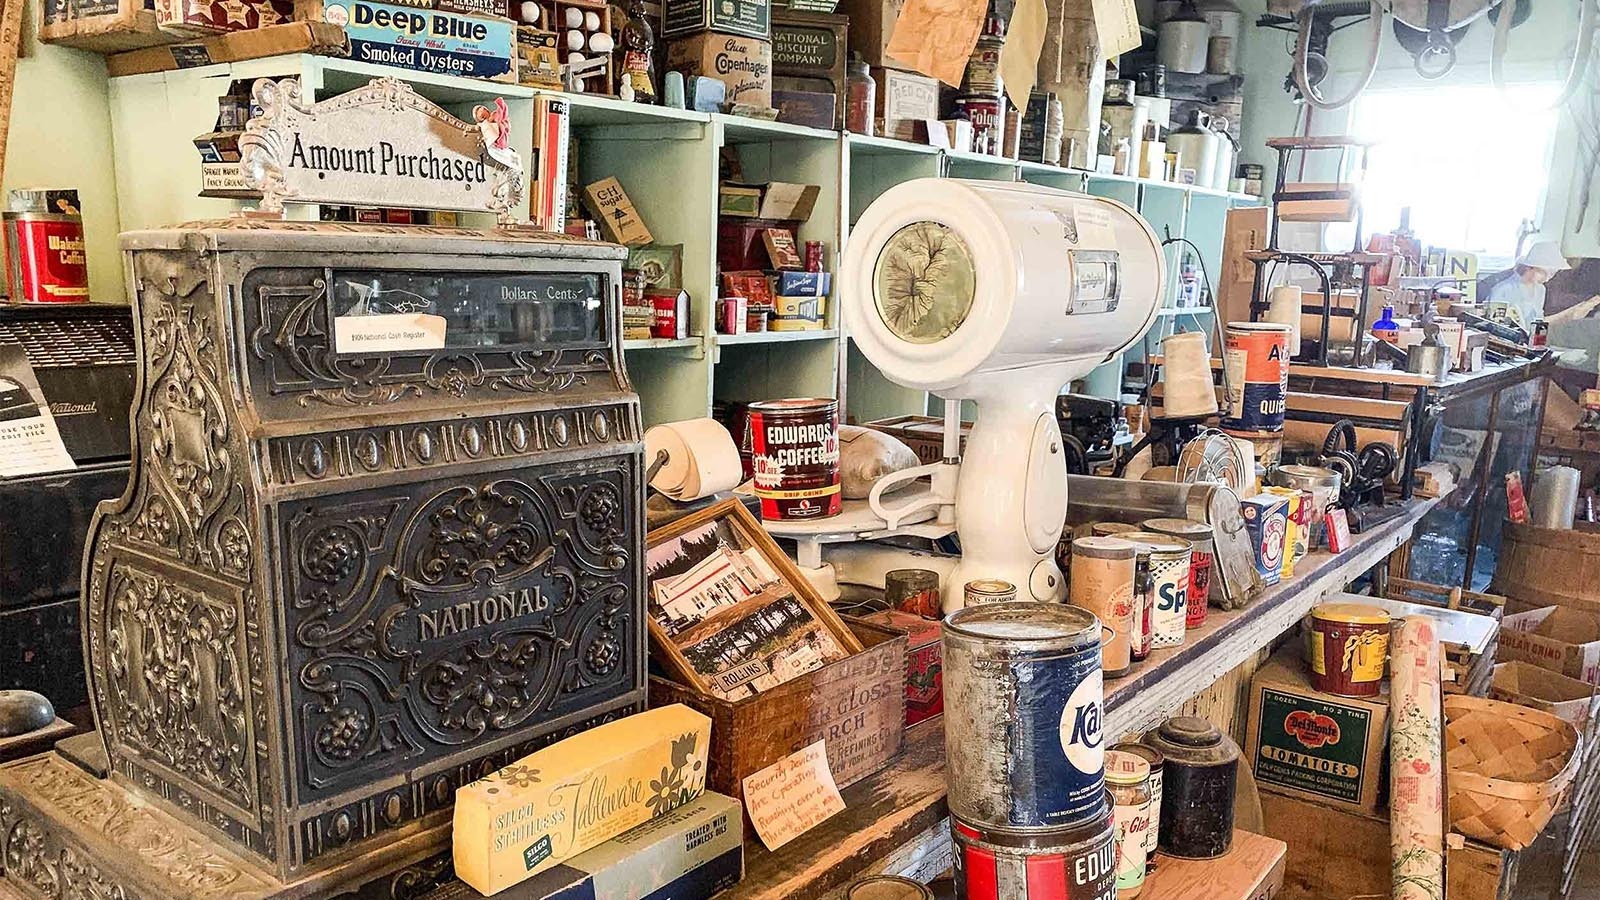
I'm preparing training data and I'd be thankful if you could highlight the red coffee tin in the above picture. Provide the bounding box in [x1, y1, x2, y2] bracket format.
[952, 814, 1117, 900]
[747, 398, 841, 520]
[1308, 602, 1391, 697]
[648, 289, 688, 340]
[4, 212, 88, 303]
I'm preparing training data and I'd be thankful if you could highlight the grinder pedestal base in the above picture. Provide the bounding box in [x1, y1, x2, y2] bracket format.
[0, 754, 454, 900]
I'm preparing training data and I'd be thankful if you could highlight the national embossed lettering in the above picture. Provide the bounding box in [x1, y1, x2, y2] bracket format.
[417, 587, 550, 641]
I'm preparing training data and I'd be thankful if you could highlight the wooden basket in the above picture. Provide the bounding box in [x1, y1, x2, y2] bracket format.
[1444, 694, 1581, 850]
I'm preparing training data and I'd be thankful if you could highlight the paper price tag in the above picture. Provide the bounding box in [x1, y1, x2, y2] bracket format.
[742, 741, 846, 851]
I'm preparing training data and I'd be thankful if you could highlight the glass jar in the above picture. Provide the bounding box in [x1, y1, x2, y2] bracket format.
[1106, 749, 1152, 898]
[846, 54, 876, 136]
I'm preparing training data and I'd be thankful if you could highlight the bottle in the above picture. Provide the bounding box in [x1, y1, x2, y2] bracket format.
[1372, 305, 1400, 344]
[846, 54, 875, 136]
[620, 0, 657, 104]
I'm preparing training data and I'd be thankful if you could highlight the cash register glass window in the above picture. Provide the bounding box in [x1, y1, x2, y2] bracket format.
[331, 270, 606, 351]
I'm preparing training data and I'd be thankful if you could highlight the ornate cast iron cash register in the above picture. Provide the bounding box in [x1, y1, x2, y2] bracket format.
[0, 221, 644, 899]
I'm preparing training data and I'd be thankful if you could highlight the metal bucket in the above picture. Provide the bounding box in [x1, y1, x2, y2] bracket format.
[944, 602, 1105, 830]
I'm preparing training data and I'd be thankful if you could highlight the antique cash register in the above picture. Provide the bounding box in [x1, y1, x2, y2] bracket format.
[0, 219, 645, 898]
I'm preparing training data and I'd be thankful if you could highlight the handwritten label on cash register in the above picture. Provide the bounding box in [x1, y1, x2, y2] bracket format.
[742, 740, 846, 851]
[334, 313, 447, 353]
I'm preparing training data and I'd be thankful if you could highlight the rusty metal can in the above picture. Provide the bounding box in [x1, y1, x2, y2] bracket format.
[944, 602, 1106, 830]
[747, 398, 841, 520]
[1069, 537, 1136, 678]
[964, 579, 1018, 606]
[1141, 717, 1239, 860]
[1141, 519, 1214, 629]
[952, 813, 1118, 900]
[886, 568, 942, 619]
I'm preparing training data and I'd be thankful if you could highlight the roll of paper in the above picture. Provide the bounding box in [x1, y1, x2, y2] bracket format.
[645, 418, 742, 501]
[1390, 617, 1444, 900]
[1265, 285, 1302, 357]
[1161, 331, 1218, 418]
[1531, 465, 1581, 530]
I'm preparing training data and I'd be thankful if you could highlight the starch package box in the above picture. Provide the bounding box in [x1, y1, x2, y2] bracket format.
[1245, 648, 1389, 817]
[431, 794, 743, 900]
[666, 33, 773, 108]
[453, 705, 712, 895]
[307, 0, 518, 82]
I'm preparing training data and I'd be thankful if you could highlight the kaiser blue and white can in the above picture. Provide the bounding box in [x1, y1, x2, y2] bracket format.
[943, 602, 1106, 830]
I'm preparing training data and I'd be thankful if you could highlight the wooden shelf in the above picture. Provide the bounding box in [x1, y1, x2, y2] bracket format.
[1142, 832, 1288, 899]
[715, 329, 840, 346]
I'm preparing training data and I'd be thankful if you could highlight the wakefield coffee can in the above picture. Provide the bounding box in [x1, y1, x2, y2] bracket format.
[1122, 533, 1190, 650]
[964, 579, 1017, 606]
[1069, 536, 1136, 678]
[747, 398, 841, 520]
[1141, 518, 1214, 629]
[1221, 322, 1290, 435]
[944, 603, 1106, 829]
[952, 815, 1117, 900]
[3, 189, 88, 303]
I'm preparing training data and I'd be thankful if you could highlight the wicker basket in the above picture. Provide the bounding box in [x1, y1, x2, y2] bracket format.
[1443, 694, 1580, 850]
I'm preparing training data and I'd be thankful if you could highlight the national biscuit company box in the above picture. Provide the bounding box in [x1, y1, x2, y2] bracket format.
[304, 0, 517, 82]
[1499, 604, 1600, 684]
[1245, 649, 1389, 816]
[453, 705, 713, 895]
[667, 32, 773, 109]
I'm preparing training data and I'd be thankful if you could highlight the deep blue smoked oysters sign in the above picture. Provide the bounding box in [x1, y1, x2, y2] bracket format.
[324, 0, 516, 82]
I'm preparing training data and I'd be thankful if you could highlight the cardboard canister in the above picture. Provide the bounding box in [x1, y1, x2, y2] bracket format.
[1070, 536, 1137, 678]
[1308, 602, 1391, 697]
[1221, 322, 1290, 435]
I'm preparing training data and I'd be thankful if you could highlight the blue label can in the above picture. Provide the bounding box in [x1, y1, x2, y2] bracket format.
[943, 602, 1107, 830]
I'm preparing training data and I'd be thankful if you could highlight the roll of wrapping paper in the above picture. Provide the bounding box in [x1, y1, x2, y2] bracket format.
[1531, 465, 1582, 530]
[1390, 617, 1444, 900]
[1265, 285, 1302, 357]
[1161, 331, 1218, 418]
[643, 418, 743, 501]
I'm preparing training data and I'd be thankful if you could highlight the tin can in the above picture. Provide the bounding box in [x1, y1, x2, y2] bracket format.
[944, 602, 1106, 829]
[1532, 319, 1549, 348]
[720, 296, 748, 334]
[886, 568, 942, 619]
[964, 579, 1018, 606]
[952, 815, 1118, 900]
[747, 398, 841, 520]
[1106, 750, 1152, 896]
[1141, 717, 1238, 860]
[956, 94, 1005, 155]
[3, 189, 89, 303]
[845, 875, 935, 899]
[1308, 602, 1391, 697]
[1221, 322, 1290, 435]
[1141, 519, 1213, 629]
[1111, 742, 1164, 874]
[1239, 494, 1288, 587]
[1070, 537, 1137, 678]
[1121, 533, 1190, 649]
[1092, 522, 1140, 537]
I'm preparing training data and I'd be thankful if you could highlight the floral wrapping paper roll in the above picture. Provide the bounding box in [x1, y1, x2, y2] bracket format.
[1390, 617, 1444, 900]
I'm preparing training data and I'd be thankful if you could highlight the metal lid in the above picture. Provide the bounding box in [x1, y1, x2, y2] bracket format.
[1092, 522, 1141, 536]
[747, 397, 838, 413]
[1312, 602, 1391, 626]
[1226, 321, 1293, 333]
[1141, 518, 1213, 539]
[845, 876, 935, 900]
[1105, 749, 1151, 786]
[1118, 532, 1192, 555]
[886, 568, 940, 589]
[1157, 716, 1222, 748]
[944, 601, 1099, 644]
[1111, 740, 1164, 770]
[1071, 536, 1138, 559]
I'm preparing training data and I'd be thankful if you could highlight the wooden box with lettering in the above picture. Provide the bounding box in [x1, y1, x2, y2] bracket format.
[649, 618, 907, 813]
[771, 11, 846, 129]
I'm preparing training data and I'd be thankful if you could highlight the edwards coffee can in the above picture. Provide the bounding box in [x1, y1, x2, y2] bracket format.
[1308, 602, 1391, 697]
[747, 398, 841, 520]
[944, 603, 1106, 829]
[952, 815, 1117, 900]
[1142, 518, 1214, 629]
[1121, 533, 1190, 650]
[1221, 322, 1290, 435]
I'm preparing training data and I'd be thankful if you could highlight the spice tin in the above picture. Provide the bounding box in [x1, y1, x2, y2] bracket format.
[1141, 519, 1214, 629]
[944, 603, 1106, 829]
[1221, 322, 1290, 435]
[886, 568, 942, 619]
[1112, 741, 1164, 874]
[1141, 717, 1239, 859]
[1308, 602, 1390, 697]
[1070, 536, 1137, 678]
[1093, 522, 1140, 537]
[1239, 494, 1289, 587]
[1121, 533, 1190, 649]
[845, 875, 936, 899]
[952, 815, 1118, 900]
[747, 398, 841, 520]
[3, 190, 89, 303]
[965, 579, 1018, 606]
[1106, 750, 1152, 896]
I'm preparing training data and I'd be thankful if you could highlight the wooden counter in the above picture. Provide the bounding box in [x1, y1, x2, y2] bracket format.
[726, 495, 1442, 898]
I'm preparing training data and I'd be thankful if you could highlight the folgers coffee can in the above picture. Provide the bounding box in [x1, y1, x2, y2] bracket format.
[1221, 322, 1290, 435]
[1308, 602, 1391, 697]
[951, 815, 1117, 900]
[1121, 533, 1190, 650]
[1141, 518, 1214, 629]
[964, 579, 1017, 606]
[955, 94, 1004, 155]
[3, 189, 89, 303]
[747, 398, 841, 520]
[944, 603, 1106, 829]
[1069, 536, 1136, 678]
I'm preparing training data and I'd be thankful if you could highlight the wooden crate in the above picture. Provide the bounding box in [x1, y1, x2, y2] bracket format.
[649, 617, 907, 808]
[864, 415, 972, 465]
[38, 0, 180, 53]
[1262, 790, 1518, 900]
[1384, 577, 1505, 696]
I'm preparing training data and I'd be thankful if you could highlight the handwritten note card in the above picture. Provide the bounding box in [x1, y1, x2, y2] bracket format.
[743, 741, 846, 851]
[1091, 0, 1143, 58]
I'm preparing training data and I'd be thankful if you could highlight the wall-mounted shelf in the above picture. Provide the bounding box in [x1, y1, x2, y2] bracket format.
[715, 328, 839, 346]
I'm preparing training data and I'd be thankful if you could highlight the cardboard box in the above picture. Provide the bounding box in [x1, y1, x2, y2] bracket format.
[835, 0, 901, 68]
[662, 0, 768, 40]
[719, 185, 763, 218]
[761, 227, 801, 269]
[1245, 649, 1389, 816]
[530, 95, 570, 233]
[756, 181, 819, 221]
[1499, 604, 1600, 684]
[1491, 661, 1596, 727]
[772, 90, 837, 130]
[302, 0, 518, 83]
[516, 26, 562, 88]
[769, 294, 824, 330]
[105, 21, 348, 75]
[872, 66, 938, 142]
[156, 0, 292, 36]
[39, 0, 173, 55]
[583, 177, 654, 246]
[667, 32, 772, 108]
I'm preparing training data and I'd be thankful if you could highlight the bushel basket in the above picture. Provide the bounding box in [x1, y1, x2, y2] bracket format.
[1443, 694, 1580, 850]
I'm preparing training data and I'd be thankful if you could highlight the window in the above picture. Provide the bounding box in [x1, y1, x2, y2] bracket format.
[1332, 82, 1562, 268]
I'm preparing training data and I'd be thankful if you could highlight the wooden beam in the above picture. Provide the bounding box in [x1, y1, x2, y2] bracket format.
[0, 0, 23, 194]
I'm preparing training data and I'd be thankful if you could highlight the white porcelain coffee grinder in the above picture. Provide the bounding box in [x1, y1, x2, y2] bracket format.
[784, 179, 1164, 609]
